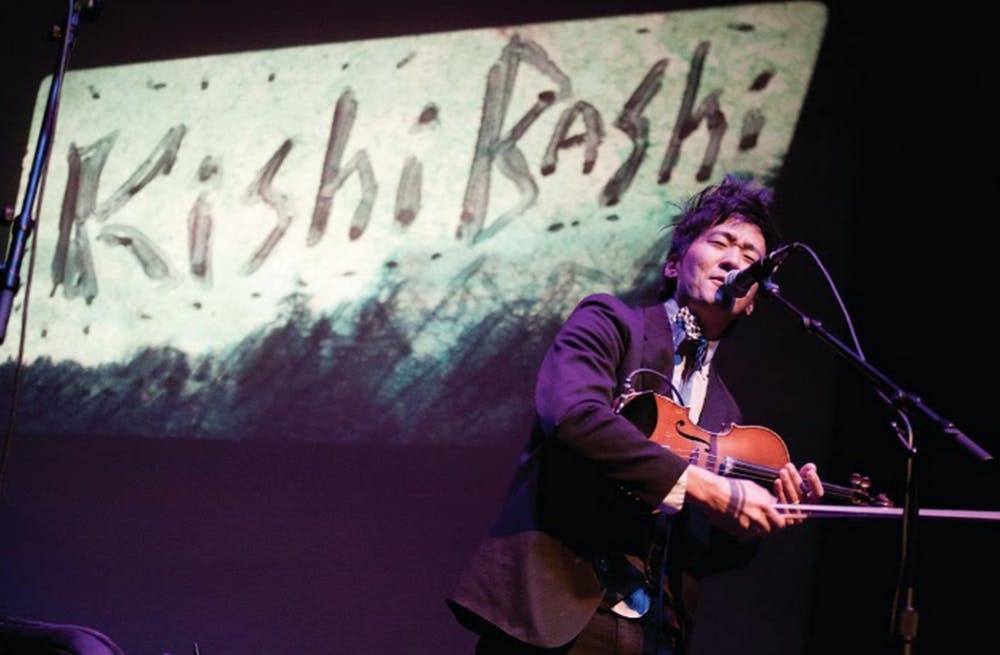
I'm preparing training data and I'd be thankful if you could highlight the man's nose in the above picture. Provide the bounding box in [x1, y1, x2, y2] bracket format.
[719, 248, 745, 271]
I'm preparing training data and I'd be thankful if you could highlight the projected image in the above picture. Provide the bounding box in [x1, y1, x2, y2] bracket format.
[2, 2, 826, 443]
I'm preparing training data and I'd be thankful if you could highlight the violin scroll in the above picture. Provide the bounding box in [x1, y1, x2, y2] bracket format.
[848, 472, 894, 507]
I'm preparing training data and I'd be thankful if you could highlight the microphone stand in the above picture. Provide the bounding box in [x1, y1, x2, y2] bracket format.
[756, 277, 993, 655]
[0, 1, 101, 345]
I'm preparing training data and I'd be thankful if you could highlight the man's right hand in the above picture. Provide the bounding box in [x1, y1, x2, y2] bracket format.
[684, 466, 789, 540]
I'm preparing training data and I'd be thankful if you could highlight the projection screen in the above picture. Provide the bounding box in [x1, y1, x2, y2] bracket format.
[2, 1, 827, 444]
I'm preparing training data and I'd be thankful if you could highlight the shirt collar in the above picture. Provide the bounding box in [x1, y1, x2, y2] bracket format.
[662, 298, 719, 369]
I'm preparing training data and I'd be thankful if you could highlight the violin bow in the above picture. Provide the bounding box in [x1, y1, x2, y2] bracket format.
[775, 504, 1000, 522]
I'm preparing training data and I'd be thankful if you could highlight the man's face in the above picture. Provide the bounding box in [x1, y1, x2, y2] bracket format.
[663, 216, 766, 338]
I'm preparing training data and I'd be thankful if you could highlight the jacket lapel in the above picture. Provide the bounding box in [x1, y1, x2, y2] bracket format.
[639, 303, 674, 396]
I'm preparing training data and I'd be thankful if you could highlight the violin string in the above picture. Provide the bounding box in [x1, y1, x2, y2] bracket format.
[667, 446, 862, 503]
[728, 461, 859, 502]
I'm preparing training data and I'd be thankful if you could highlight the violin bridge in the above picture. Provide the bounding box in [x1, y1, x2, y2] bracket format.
[688, 447, 725, 475]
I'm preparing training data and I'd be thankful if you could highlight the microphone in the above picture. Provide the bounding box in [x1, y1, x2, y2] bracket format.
[721, 243, 797, 298]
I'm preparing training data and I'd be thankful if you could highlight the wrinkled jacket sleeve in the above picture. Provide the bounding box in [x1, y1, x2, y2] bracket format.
[534, 293, 689, 510]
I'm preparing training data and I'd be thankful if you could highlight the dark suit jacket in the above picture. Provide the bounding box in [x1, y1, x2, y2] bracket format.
[447, 293, 757, 650]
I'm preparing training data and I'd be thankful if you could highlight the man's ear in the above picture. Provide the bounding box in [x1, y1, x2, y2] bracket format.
[663, 260, 677, 278]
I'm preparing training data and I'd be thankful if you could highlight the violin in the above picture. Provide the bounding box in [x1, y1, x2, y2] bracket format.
[615, 390, 893, 508]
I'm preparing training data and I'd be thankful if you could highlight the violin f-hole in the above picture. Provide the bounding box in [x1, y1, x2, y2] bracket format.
[674, 419, 711, 448]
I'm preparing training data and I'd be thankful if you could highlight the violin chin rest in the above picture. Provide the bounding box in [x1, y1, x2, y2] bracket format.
[616, 391, 659, 438]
